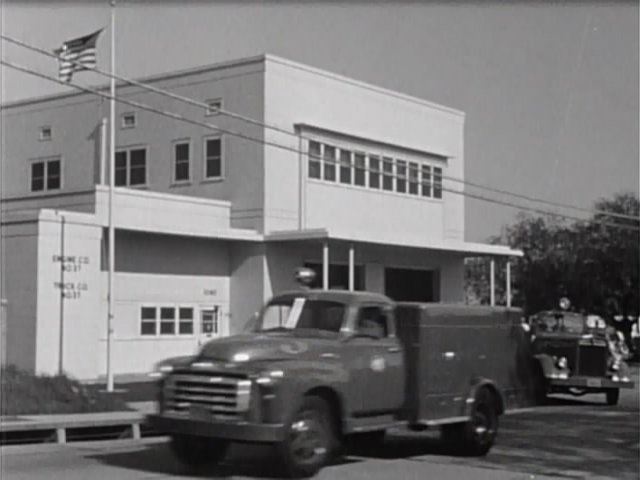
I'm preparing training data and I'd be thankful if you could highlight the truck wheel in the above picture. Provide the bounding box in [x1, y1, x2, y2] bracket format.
[277, 396, 333, 478]
[461, 388, 499, 456]
[170, 434, 228, 470]
[606, 388, 620, 406]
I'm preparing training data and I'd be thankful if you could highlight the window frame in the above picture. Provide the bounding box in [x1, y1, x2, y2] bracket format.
[205, 98, 223, 116]
[433, 166, 443, 199]
[172, 139, 191, 184]
[202, 135, 224, 181]
[323, 144, 337, 182]
[121, 112, 136, 129]
[39, 126, 52, 141]
[29, 156, 62, 193]
[354, 151, 367, 187]
[114, 146, 148, 187]
[355, 304, 390, 339]
[308, 140, 322, 179]
[395, 159, 407, 194]
[368, 155, 381, 189]
[139, 305, 196, 337]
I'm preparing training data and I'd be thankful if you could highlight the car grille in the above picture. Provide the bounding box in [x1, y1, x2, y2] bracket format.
[163, 371, 251, 421]
[577, 346, 607, 377]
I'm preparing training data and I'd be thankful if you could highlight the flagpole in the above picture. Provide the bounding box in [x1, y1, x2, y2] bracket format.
[106, 0, 116, 392]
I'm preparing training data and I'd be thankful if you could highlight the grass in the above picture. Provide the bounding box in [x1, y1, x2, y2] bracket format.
[0, 365, 131, 416]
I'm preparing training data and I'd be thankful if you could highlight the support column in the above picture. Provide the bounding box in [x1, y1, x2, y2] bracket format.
[348, 244, 355, 291]
[506, 261, 512, 307]
[490, 259, 495, 306]
[322, 241, 329, 290]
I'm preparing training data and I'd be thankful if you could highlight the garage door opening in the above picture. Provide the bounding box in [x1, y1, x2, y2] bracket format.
[384, 268, 437, 302]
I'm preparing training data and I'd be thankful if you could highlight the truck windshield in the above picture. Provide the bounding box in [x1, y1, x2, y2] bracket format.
[534, 312, 586, 334]
[255, 298, 345, 333]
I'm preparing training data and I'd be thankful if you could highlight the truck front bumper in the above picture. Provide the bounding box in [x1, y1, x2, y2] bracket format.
[547, 376, 635, 389]
[147, 413, 286, 443]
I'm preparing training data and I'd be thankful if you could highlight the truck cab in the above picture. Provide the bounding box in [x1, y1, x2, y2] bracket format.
[148, 274, 532, 478]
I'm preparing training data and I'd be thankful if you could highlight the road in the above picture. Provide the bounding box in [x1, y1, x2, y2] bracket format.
[2, 388, 638, 480]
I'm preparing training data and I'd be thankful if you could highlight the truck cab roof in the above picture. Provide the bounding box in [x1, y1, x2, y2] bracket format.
[271, 289, 395, 306]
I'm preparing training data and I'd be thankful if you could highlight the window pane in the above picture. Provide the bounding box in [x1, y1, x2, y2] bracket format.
[323, 145, 336, 181]
[179, 307, 193, 320]
[160, 307, 175, 335]
[206, 138, 221, 158]
[421, 165, 431, 197]
[308, 141, 321, 179]
[115, 151, 127, 168]
[129, 165, 146, 185]
[160, 321, 175, 335]
[175, 143, 189, 162]
[175, 162, 189, 182]
[434, 167, 443, 199]
[47, 160, 60, 176]
[160, 307, 175, 320]
[141, 307, 156, 320]
[130, 149, 146, 167]
[206, 158, 221, 178]
[339, 150, 352, 184]
[356, 306, 388, 339]
[382, 158, 393, 191]
[354, 153, 366, 186]
[31, 162, 45, 191]
[408, 162, 419, 195]
[369, 156, 380, 189]
[129, 150, 146, 185]
[115, 152, 127, 186]
[141, 321, 156, 335]
[396, 160, 407, 193]
[179, 321, 194, 335]
[47, 175, 61, 190]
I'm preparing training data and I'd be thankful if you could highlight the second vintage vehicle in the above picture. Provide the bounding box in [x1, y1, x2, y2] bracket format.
[528, 298, 635, 405]
[147, 269, 535, 478]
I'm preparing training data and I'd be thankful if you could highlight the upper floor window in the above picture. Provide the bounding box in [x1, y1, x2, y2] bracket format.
[396, 160, 407, 193]
[205, 98, 222, 116]
[173, 141, 190, 183]
[39, 126, 52, 141]
[204, 137, 222, 179]
[115, 147, 146, 186]
[323, 145, 337, 181]
[433, 167, 443, 199]
[421, 165, 431, 197]
[408, 162, 419, 195]
[354, 152, 366, 186]
[382, 157, 394, 191]
[368, 155, 380, 189]
[308, 141, 321, 179]
[121, 113, 136, 129]
[339, 150, 352, 184]
[30, 157, 61, 192]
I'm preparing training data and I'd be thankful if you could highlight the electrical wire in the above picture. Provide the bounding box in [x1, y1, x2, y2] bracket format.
[2, 58, 639, 233]
[3, 32, 638, 222]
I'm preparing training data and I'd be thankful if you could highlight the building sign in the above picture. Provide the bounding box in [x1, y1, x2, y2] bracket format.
[52, 255, 91, 300]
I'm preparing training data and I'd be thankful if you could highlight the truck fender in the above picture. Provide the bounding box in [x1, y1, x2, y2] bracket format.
[284, 383, 347, 439]
[463, 378, 505, 417]
[533, 353, 556, 376]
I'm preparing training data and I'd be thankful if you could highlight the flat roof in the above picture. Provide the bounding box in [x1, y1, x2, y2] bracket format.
[265, 228, 523, 257]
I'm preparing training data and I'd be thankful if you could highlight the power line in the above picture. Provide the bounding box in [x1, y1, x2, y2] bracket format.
[3, 32, 637, 222]
[2, 58, 639, 233]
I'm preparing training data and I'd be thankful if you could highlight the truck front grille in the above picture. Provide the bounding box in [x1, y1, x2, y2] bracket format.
[163, 372, 251, 421]
[577, 346, 607, 377]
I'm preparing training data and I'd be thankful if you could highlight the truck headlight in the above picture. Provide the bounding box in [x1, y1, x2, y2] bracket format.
[555, 356, 568, 370]
[149, 364, 174, 378]
[256, 369, 284, 386]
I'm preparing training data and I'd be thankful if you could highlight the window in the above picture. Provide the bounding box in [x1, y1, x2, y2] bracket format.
[396, 160, 407, 193]
[121, 113, 136, 129]
[408, 162, 419, 195]
[160, 307, 176, 335]
[205, 98, 222, 116]
[204, 137, 222, 179]
[382, 157, 394, 191]
[173, 141, 190, 182]
[39, 126, 52, 141]
[201, 307, 220, 335]
[356, 306, 389, 339]
[421, 165, 431, 197]
[140, 306, 195, 336]
[30, 158, 61, 192]
[354, 152, 366, 186]
[433, 166, 443, 199]
[115, 148, 146, 186]
[140, 307, 157, 335]
[323, 145, 336, 181]
[368, 155, 380, 189]
[339, 149, 352, 184]
[308, 141, 321, 179]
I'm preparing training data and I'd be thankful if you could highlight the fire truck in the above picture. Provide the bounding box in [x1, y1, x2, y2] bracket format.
[147, 269, 534, 478]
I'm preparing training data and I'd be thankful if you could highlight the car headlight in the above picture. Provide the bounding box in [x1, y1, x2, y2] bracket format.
[555, 356, 568, 370]
[149, 364, 174, 378]
[256, 369, 284, 386]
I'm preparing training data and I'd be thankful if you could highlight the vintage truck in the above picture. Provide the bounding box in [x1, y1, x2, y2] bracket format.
[528, 299, 635, 405]
[147, 274, 534, 477]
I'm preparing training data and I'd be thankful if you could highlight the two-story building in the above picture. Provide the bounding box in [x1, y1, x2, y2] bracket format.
[1, 54, 521, 380]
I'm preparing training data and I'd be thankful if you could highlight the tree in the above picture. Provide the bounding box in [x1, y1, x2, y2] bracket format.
[465, 192, 639, 317]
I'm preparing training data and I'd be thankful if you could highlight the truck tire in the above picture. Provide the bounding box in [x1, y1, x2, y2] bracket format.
[277, 395, 333, 478]
[170, 434, 229, 471]
[461, 388, 499, 456]
[606, 388, 620, 406]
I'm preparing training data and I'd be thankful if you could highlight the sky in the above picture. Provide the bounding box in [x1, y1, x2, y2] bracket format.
[1, 1, 638, 242]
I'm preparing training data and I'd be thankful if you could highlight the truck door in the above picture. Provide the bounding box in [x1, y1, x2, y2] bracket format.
[345, 304, 404, 415]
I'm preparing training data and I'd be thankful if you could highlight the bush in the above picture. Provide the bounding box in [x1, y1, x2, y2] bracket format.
[0, 365, 130, 415]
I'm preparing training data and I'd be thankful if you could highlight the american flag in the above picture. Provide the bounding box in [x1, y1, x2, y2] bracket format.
[54, 29, 103, 82]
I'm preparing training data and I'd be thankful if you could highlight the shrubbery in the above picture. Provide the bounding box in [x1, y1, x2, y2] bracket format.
[0, 365, 130, 415]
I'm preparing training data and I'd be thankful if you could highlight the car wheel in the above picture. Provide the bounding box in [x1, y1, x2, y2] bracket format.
[606, 388, 620, 406]
[277, 395, 333, 478]
[170, 434, 228, 470]
[461, 388, 499, 456]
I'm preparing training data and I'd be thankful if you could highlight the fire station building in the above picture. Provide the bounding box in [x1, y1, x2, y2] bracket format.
[1, 54, 521, 380]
